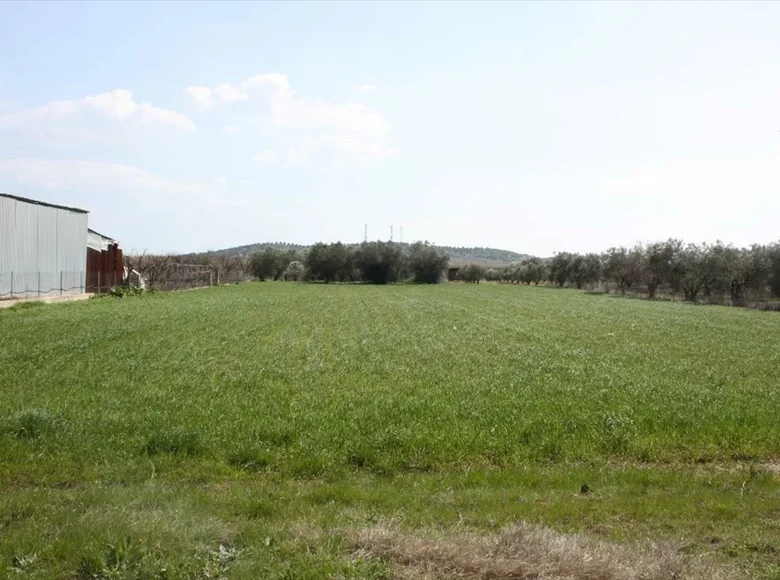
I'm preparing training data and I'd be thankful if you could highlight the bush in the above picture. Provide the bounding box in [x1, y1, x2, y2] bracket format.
[108, 285, 146, 298]
[409, 242, 448, 284]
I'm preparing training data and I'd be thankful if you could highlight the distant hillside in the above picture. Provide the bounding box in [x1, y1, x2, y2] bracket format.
[195, 242, 532, 266]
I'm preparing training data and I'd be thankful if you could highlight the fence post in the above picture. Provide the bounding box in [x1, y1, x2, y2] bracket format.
[60, 271, 63, 296]
[98, 271, 101, 294]
[209, 270, 213, 287]
[10, 271, 13, 299]
[38, 272, 41, 298]
[217, 269, 220, 286]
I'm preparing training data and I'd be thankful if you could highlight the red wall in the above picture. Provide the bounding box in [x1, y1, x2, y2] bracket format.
[87, 244, 124, 292]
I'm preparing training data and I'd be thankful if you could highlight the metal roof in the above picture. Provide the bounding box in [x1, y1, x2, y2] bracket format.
[87, 228, 118, 252]
[0, 193, 89, 214]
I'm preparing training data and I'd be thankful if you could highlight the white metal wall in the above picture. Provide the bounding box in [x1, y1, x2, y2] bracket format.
[0, 196, 88, 299]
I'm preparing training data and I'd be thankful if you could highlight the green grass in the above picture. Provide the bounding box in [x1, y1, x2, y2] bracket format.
[1, 283, 779, 578]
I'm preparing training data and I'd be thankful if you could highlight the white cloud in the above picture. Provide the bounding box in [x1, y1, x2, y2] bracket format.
[0, 158, 200, 195]
[0, 158, 262, 211]
[285, 134, 398, 169]
[185, 84, 249, 110]
[253, 150, 278, 163]
[186, 73, 396, 166]
[356, 84, 376, 93]
[0, 89, 196, 132]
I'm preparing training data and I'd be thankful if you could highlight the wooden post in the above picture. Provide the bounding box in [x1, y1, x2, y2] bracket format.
[209, 270, 213, 287]
[60, 271, 63, 296]
[10, 271, 13, 298]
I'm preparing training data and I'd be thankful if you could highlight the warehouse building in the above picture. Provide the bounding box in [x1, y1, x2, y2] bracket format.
[0, 193, 90, 299]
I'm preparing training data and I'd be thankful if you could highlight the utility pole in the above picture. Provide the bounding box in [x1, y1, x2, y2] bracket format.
[400, 227, 403, 244]
[364, 224, 368, 243]
[390, 225, 394, 242]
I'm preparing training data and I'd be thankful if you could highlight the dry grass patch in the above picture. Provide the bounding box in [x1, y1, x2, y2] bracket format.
[352, 523, 733, 580]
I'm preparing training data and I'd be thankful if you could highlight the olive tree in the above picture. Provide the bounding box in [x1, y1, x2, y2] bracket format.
[603, 246, 643, 295]
[409, 242, 449, 284]
[353, 241, 404, 284]
[283, 260, 306, 281]
[568, 253, 602, 289]
[549, 252, 573, 287]
[459, 264, 486, 283]
[305, 242, 353, 283]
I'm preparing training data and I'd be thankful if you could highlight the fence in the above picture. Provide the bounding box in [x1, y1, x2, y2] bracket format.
[0, 271, 87, 300]
[1, 265, 243, 300]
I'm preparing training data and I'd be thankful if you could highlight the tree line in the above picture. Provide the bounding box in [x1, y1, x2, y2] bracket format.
[249, 241, 449, 284]
[126, 241, 451, 289]
[493, 240, 780, 307]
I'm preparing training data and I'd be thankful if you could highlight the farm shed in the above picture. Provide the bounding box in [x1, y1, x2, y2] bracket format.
[87, 229, 124, 292]
[447, 267, 460, 282]
[0, 193, 88, 299]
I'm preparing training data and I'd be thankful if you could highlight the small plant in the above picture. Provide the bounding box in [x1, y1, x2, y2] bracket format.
[601, 413, 636, 454]
[108, 285, 147, 298]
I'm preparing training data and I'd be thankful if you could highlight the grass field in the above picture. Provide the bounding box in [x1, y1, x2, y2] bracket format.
[1, 283, 780, 578]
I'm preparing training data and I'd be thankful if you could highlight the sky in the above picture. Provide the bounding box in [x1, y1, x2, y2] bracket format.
[1, 1, 779, 256]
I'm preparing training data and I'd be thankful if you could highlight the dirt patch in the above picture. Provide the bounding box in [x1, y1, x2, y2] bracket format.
[352, 523, 733, 580]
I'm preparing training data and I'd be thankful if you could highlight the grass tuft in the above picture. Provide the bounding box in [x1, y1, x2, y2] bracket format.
[2, 300, 46, 313]
[0, 408, 66, 439]
[227, 446, 272, 473]
[143, 428, 204, 457]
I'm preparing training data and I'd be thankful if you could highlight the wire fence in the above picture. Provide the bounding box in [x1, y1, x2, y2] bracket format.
[0, 271, 87, 300]
[0, 265, 245, 300]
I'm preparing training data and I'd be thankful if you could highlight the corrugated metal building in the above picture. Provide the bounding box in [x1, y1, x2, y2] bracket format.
[0, 193, 89, 299]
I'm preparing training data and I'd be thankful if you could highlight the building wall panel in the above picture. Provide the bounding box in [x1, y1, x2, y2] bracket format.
[0, 195, 88, 298]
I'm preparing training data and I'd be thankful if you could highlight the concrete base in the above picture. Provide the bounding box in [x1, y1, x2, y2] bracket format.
[0, 293, 94, 309]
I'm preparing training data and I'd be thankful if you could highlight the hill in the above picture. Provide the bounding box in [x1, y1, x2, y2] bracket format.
[195, 241, 532, 265]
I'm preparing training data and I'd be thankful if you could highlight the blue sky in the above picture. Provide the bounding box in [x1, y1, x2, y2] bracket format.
[1, 2, 779, 256]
